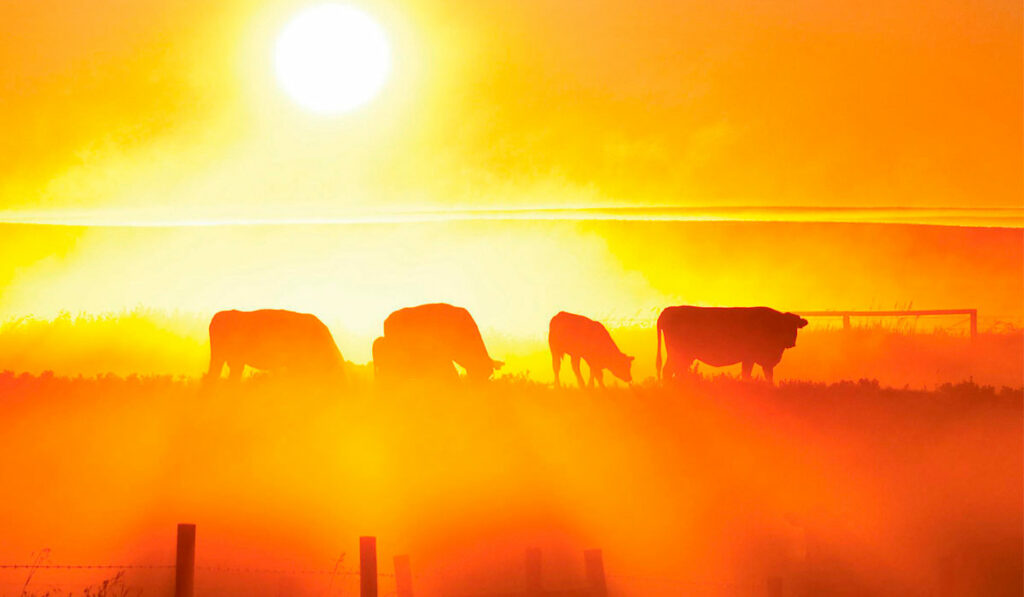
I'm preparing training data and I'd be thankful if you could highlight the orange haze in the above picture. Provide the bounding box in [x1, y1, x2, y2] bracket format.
[0, 0, 1020, 220]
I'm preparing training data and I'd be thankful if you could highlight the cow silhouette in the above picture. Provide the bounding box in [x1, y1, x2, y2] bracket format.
[548, 311, 634, 387]
[656, 306, 808, 383]
[372, 303, 503, 383]
[206, 309, 343, 381]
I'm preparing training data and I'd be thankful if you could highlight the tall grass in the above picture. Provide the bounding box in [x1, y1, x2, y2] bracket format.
[19, 571, 140, 597]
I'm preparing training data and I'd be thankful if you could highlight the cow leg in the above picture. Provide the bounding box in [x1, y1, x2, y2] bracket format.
[206, 351, 225, 381]
[227, 361, 244, 382]
[661, 357, 674, 381]
[683, 358, 697, 379]
[593, 367, 605, 388]
[664, 356, 691, 381]
[741, 361, 754, 380]
[552, 351, 563, 386]
[570, 355, 586, 388]
[762, 365, 775, 385]
[445, 361, 459, 382]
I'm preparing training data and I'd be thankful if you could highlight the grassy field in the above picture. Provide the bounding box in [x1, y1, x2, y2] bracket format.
[0, 373, 1019, 596]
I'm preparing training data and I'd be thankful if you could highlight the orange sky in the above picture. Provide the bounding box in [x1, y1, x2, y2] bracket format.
[1, 5, 1022, 593]
[0, 0, 1020, 220]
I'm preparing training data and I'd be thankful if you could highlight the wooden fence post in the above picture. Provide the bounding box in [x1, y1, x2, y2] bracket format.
[525, 548, 542, 596]
[394, 554, 413, 597]
[360, 536, 378, 597]
[583, 549, 607, 597]
[174, 523, 196, 597]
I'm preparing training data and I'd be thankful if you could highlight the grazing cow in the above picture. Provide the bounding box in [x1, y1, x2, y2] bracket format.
[548, 311, 634, 388]
[206, 309, 343, 381]
[373, 303, 503, 383]
[656, 306, 808, 383]
[372, 334, 458, 383]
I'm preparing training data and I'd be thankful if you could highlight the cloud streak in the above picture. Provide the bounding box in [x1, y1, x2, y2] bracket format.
[0, 206, 1019, 228]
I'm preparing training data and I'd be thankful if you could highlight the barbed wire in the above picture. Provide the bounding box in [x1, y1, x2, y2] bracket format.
[196, 566, 354, 576]
[197, 566, 393, 578]
[0, 563, 394, 578]
[0, 569, 172, 573]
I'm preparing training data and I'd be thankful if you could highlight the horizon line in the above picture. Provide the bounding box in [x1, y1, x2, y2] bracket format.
[0, 205, 1021, 228]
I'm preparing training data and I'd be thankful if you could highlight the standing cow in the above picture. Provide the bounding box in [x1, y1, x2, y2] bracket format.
[372, 303, 503, 383]
[656, 306, 808, 383]
[206, 309, 344, 381]
[549, 311, 634, 388]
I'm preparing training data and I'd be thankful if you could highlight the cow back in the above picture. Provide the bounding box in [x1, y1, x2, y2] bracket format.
[383, 303, 496, 378]
[210, 309, 342, 372]
[658, 306, 799, 365]
[549, 311, 621, 359]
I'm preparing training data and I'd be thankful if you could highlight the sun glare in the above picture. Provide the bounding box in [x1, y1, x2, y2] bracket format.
[274, 3, 391, 114]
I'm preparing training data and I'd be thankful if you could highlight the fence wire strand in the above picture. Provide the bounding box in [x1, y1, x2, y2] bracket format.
[0, 563, 394, 577]
[0, 569, 173, 573]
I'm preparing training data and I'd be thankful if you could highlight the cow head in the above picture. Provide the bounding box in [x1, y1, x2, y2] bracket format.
[467, 358, 504, 381]
[609, 353, 635, 383]
[781, 312, 809, 347]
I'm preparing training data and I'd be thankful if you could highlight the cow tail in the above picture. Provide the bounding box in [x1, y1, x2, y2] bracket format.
[655, 318, 663, 380]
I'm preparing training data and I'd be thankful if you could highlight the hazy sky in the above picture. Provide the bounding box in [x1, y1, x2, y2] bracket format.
[0, 0, 1020, 219]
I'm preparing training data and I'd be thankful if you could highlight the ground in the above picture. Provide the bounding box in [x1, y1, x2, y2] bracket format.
[0, 373, 1019, 596]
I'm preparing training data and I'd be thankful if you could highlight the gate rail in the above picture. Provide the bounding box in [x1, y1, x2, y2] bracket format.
[798, 309, 977, 340]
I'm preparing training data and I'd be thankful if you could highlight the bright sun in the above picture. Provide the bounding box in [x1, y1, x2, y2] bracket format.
[274, 3, 391, 114]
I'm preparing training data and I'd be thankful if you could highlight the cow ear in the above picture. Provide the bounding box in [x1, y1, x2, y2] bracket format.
[492, 359, 505, 370]
[797, 317, 808, 328]
[627, 355, 635, 362]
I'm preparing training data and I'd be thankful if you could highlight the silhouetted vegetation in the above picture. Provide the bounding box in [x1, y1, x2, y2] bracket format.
[19, 572, 140, 597]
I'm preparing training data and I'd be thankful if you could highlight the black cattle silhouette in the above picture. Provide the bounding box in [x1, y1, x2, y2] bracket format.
[372, 303, 503, 383]
[206, 309, 343, 381]
[656, 306, 808, 383]
[548, 311, 634, 387]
